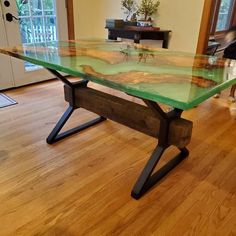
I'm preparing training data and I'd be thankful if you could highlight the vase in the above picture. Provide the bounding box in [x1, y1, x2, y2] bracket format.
[137, 20, 152, 27]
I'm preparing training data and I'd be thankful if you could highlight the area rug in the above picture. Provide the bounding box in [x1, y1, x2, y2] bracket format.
[0, 93, 17, 108]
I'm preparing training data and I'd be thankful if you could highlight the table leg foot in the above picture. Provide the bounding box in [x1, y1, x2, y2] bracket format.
[46, 106, 106, 144]
[131, 146, 189, 200]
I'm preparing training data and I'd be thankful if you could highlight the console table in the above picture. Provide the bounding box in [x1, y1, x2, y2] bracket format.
[106, 26, 171, 48]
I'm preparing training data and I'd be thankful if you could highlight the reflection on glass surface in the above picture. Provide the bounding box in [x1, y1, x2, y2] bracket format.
[0, 40, 236, 109]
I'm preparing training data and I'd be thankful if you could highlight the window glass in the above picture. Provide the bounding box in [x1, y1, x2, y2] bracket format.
[216, 0, 234, 31]
[16, 0, 58, 71]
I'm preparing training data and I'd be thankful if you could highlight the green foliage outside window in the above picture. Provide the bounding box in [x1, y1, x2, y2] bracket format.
[15, 0, 57, 44]
[16, 0, 54, 16]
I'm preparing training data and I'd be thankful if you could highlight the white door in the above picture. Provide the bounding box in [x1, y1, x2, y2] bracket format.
[0, 0, 68, 90]
[0, 4, 14, 89]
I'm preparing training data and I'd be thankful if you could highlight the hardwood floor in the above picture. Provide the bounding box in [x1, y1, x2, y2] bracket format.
[0, 80, 235, 236]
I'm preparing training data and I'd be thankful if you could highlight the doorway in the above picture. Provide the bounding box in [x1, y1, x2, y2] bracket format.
[0, 0, 69, 90]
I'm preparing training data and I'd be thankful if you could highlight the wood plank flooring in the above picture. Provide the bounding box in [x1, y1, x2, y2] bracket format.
[0, 80, 235, 236]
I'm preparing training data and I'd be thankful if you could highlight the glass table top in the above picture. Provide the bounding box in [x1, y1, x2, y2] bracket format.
[0, 40, 236, 110]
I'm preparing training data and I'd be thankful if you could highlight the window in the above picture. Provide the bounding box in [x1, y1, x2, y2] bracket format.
[211, 0, 236, 35]
[216, 0, 235, 31]
[16, 0, 58, 71]
[16, 0, 58, 44]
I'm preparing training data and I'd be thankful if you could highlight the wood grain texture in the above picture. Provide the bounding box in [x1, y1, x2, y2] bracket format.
[64, 85, 193, 148]
[66, 0, 75, 40]
[0, 80, 235, 236]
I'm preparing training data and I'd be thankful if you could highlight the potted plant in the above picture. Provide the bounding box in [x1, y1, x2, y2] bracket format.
[121, 0, 138, 23]
[137, 0, 160, 26]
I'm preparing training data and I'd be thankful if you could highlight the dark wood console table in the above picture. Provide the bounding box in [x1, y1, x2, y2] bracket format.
[106, 26, 171, 48]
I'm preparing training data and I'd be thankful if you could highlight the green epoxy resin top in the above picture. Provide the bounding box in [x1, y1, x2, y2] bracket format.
[1, 40, 236, 110]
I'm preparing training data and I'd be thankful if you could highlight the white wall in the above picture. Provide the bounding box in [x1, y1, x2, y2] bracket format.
[156, 0, 205, 52]
[73, 0, 123, 40]
[73, 0, 205, 53]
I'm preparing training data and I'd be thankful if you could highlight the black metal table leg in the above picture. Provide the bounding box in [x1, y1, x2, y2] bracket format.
[131, 146, 189, 199]
[46, 106, 106, 144]
[47, 106, 74, 144]
[131, 100, 190, 199]
[46, 69, 106, 144]
[131, 145, 165, 198]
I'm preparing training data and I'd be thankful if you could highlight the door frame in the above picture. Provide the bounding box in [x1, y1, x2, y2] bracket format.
[196, 0, 216, 54]
[66, 0, 75, 40]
